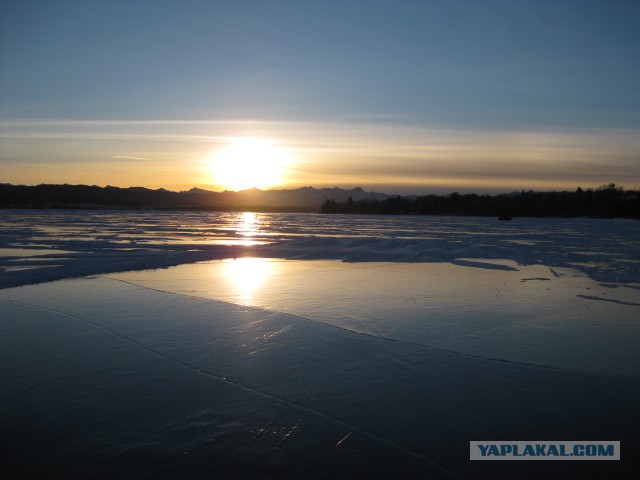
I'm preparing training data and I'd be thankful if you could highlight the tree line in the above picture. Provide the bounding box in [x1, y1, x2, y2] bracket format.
[320, 184, 640, 218]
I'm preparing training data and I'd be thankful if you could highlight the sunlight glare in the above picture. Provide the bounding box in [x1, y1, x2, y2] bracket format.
[224, 257, 273, 300]
[211, 137, 292, 191]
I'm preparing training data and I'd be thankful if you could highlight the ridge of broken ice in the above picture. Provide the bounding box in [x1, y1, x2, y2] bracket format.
[1, 209, 639, 288]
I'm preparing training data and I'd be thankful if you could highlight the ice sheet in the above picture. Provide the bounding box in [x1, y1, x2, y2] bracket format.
[1, 276, 639, 479]
[2, 210, 639, 478]
[109, 259, 640, 377]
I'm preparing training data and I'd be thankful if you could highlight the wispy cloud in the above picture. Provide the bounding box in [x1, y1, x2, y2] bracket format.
[112, 155, 153, 161]
[1, 118, 638, 192]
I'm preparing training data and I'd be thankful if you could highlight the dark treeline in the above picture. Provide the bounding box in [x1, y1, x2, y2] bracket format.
[321, 184, 640, 219]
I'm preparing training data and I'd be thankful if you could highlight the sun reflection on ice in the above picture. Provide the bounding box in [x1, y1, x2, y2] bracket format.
[224, 257, 273, 300]
[238, 212, 258, 237]
[231, 212, 266, 246]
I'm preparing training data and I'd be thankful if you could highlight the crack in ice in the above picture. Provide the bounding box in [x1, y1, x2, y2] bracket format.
[100, 276, 640, 380]
[0, 296, 465, 480]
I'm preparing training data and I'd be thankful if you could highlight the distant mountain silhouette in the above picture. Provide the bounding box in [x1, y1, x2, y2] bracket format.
[0, 183, 388, 212]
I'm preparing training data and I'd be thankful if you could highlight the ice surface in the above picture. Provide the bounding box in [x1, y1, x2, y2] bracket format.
[2, 277, 639, 479]
[2, 210, 639, 478]
[110, 259, 640, 377]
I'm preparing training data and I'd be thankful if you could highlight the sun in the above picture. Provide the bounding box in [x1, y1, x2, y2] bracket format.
[210, 137, 292, 191]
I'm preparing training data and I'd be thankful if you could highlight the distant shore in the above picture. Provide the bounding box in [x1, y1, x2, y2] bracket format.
[1, 182, 638, 218]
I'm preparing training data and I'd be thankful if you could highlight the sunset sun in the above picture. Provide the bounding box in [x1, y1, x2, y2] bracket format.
[210, 138, 292, 191]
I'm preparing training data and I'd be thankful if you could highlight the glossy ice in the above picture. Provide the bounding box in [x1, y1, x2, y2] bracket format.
[111, 258, 640, 377]
[2, 210, 640, 478]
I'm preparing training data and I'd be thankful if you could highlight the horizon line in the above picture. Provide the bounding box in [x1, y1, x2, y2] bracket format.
[2, 181, 633, 197]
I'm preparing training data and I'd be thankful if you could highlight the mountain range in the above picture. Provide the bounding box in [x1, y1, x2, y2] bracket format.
[0, 183, 389, 211]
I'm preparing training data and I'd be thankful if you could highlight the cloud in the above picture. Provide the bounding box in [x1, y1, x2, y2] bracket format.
[1, 118, 638, 192]
[112, 155, 153, 161]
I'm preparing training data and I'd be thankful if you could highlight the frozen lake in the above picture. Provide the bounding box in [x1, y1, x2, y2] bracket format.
[1, 210, 639, 478]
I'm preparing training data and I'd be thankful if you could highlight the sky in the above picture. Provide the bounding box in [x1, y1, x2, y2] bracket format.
[1, 0, 639, 194]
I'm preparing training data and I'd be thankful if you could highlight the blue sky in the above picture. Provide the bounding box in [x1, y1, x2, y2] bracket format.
[1, 0, 639, 193]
